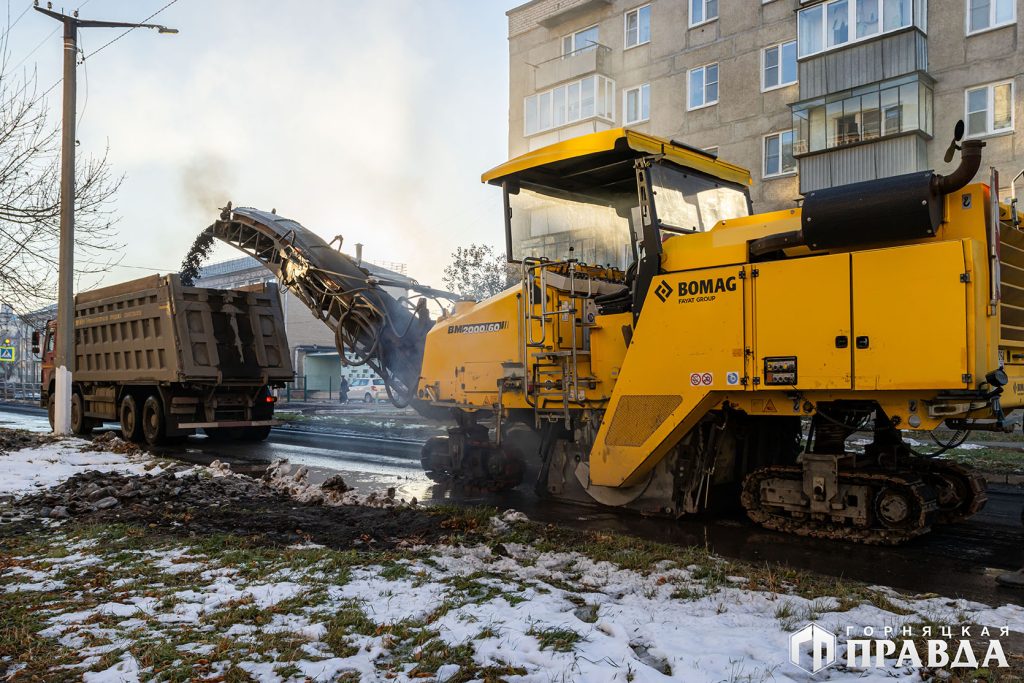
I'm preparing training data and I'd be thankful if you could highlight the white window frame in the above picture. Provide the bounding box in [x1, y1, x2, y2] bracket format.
[965, 0, 1016, 35]
[763, 131, 797, 179]
[761, 40, 798, 92]
[963, 80, 1015, 139]
[624, 4, 651, 49]
[689, 0, 718, 28]
[798, 0, 916, 58]
[562, 24, 600, 56]
[524, 75, 617, 136]
[623, 83, 650, 125]
[687, 63, 719, 111]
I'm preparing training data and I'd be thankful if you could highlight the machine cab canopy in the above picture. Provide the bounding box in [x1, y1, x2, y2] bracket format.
[482, 129, 753, 271]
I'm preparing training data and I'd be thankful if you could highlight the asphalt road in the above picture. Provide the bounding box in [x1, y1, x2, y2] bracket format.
[1, 402, 1022, 606]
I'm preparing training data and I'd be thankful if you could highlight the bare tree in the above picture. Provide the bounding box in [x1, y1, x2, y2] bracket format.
[0, 33, 122, 313]
[441, 244, 518, 300]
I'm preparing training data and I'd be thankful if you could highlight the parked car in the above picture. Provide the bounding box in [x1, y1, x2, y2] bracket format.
[346, 378, 388, 403]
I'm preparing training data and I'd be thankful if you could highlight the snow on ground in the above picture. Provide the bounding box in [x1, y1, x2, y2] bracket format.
[0, 438, 162, 498]
[1, 436, 1021, 680]
[2, 519, 1022, 682]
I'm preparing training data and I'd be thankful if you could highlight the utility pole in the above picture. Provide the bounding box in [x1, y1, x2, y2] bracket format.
[34, 3, 177, 434]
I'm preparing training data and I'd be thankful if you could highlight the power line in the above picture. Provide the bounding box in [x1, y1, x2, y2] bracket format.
[83, 0, 179, 61]
[24, 0, 180, 112]
[76, 32, 87, 126]
[6, 23, 57, 73]
[0, 1, 32, 44]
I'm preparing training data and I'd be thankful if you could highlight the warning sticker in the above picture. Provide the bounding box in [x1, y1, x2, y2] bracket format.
[690, 373, 701, 386]
[701, 372, 713, 386]
[764, 399, 777, 413]
[726, 371, 740, 386]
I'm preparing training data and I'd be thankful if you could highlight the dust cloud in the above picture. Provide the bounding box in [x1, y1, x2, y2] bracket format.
[180, 154, 235, 218]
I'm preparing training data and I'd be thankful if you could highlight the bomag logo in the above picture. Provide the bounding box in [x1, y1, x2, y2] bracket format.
[655, 276, 737, 304]
[447, 321, 508, 335]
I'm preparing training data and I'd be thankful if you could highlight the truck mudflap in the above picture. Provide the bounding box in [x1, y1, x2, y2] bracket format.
[177, 419, 281, 429]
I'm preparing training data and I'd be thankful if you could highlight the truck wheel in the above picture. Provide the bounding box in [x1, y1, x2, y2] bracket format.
[241, 425, 272, 441]
[70, 394, 93, 435]
[363, 393, 373, 403]
[141, 395, 166, 446]
[120, 395, 143, 443]
[47, 394, 55, 431]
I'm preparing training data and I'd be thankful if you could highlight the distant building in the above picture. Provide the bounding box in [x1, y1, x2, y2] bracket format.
[0, 303, 51, 388]
[194, 254, 417, 399]
[506, 0, 1023, 213]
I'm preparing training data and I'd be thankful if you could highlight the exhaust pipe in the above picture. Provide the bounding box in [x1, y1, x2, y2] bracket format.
[748, 121, 985, 257]
[934, 139, 985, 195]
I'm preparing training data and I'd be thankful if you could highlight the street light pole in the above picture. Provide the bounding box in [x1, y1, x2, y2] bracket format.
[34, 4, 177, 434]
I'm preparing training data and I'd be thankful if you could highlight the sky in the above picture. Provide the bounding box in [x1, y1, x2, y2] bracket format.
[1, 0, 518, 293]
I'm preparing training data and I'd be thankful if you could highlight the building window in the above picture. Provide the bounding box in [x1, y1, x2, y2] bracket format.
[689, 0, 718, 27]
[792, 75, 933, 155]
[764, 131, 797, 178]
[798, 0, 916, 57]
[688, 63, 719, 110]
[623, 84, 650, 124]
[524, 75, 616, 136]
[965, 81, 1014, 137]
[562, 25, 599, 56]
[967, 0, 1015, 34]
[762, 41, 797, 91]
[625, 5, 651, 48]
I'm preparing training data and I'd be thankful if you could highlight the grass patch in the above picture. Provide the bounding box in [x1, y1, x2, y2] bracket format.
[527, 624, 584, 652]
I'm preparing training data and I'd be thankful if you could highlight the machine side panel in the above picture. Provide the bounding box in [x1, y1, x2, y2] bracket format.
[589, 312, 631, 401]
[851, 242, 968, 390]
[418, 288, 522, 405]
[753, 254, 852, 390]
[589, 265, 746, 487]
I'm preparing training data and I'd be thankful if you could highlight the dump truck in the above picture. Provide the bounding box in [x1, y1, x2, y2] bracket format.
[202, 122, 1024, 544]
[36, 274, 293, 445]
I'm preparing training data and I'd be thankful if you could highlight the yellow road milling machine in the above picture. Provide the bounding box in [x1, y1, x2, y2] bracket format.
[205, 122, 1024, 544]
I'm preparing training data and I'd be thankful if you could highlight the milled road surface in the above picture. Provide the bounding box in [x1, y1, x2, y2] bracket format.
[1, 402, 1022, 606]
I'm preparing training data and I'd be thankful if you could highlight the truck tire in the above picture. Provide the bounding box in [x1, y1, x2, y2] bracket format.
[70, 394, 93, 435]
[120, 395, 143, 443]
[47, 394, 55, 431]
[241, 425, 272, 441]
[141, 395, 166, 446]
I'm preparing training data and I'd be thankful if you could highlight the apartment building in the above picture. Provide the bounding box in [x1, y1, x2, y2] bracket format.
[507, 0, 1023, 213]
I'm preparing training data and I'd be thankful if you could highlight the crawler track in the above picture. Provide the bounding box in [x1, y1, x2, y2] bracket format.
[741, 465, 940, 545]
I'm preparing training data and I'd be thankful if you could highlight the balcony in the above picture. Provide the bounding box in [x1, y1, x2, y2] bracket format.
[536, 0, 612, 28]
[533, 43, 611, 91]
[798, 28, 928, 100]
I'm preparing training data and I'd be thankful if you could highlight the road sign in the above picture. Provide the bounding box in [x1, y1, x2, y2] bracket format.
[0, 346, 14, 362]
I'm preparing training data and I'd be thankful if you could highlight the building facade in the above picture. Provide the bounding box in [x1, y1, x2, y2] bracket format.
[507, 0, 1023, 213]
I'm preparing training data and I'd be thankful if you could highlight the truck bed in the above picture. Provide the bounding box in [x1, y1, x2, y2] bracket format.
[72, 274, 292, 385]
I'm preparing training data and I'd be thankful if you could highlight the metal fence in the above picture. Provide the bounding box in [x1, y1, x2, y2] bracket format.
[0, 381, 41, 403]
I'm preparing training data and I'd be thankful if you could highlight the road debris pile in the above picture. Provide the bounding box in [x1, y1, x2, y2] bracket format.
[79, 430, 144, 455]
[18, 461, 443, 549]
[261, 458, 418, 508]
[0, 429, 55, 455]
